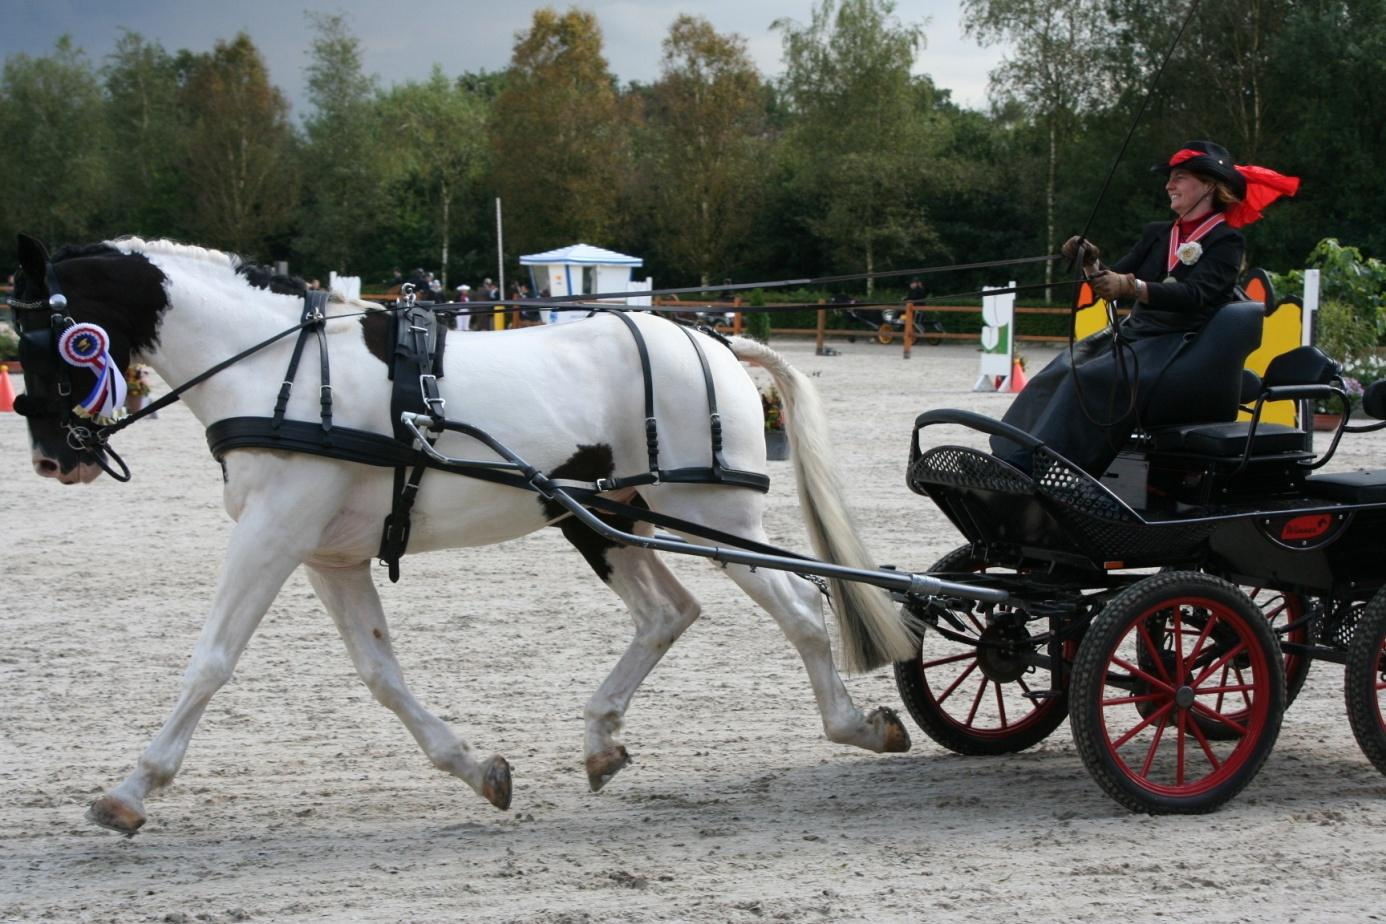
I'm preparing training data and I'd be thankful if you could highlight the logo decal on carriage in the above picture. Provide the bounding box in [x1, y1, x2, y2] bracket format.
[1261, 511, 1351, 549]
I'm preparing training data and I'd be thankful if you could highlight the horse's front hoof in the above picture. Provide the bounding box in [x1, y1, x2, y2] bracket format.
[872, 706, 912, 753]
[87, 794, 145, 836]
[585, 745, 630, 792]
[481, 755, 512, 811]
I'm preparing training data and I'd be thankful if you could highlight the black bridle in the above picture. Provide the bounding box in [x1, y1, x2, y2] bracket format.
[7, 266, 138, 481]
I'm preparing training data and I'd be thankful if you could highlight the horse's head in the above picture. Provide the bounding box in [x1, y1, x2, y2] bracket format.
[10, 233, 168, 483]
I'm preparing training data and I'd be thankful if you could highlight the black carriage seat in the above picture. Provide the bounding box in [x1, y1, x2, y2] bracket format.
[1142, 300, 1266, 429]
[1145, 338, 1341, 463]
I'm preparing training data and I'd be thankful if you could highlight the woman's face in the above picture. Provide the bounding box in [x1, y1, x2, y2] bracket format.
[1166, 167, 1214, 217]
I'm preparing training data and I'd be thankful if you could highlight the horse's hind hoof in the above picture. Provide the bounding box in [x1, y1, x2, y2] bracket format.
[482, 755, 512, 811]
[585, 745, 630, 792]
[87, 795, 145, 836]
[872, 706, 912, 753]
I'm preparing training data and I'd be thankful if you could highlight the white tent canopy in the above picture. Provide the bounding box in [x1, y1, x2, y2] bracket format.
[519, 243, 649, 322]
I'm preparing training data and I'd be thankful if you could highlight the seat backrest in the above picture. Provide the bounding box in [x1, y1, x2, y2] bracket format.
[1143, 300, 1264, 427]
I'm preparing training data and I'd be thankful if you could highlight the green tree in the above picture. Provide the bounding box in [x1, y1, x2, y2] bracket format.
[102, 31, 190, 238]
[963, 0, 1111, 285]
[298, 13, 393, 275]
[640, 15, 768, 287]
[490, 8, 633, 252]
[774, 0, 935, 293]
[180, 33, 299, 257]
[378, 67, 488, 289]
[0, 36, 111, 246]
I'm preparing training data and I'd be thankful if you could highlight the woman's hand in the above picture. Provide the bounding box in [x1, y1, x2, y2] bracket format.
[1062, 235, 1100, 269]
[1092, 270, 1137, 302]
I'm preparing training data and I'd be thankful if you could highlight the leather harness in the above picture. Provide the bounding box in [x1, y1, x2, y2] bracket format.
[205, 296, 771, 581]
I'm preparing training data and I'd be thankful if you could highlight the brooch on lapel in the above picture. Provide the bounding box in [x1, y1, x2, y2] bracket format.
[1177, 241, 1203, 266]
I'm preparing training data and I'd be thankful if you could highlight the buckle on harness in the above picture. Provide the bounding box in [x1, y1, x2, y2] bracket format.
[418, 374, 446, 417]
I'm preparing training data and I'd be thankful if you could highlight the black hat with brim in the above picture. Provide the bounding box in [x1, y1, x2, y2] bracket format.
[1152, 140, 1247, 199]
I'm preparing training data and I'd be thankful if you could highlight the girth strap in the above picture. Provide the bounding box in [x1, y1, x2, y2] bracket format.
[378, 302, 449, 582]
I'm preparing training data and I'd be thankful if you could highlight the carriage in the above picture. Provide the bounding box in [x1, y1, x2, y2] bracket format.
[895, 299, 1386, 813]
[9, 234, 1386, 831]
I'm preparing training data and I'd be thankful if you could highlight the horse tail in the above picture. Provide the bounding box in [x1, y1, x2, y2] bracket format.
[729, 337, 920, 673]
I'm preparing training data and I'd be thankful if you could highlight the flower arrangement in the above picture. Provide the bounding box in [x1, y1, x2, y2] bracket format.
[1177, 241, 1203, 265]
[125, 363, 152, 398]
[761, 386, 785, 432]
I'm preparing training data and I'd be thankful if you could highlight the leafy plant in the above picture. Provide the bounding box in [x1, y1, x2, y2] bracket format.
[0, 321, 17, 361]
[761, 385, 785, 431]
[743, 288, 771, 342]
[1273, 238, 1386, 339]
[1312, 299, 1380, 412]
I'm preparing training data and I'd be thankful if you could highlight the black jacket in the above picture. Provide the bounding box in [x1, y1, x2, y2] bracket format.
[1111, 218, 1245, 331]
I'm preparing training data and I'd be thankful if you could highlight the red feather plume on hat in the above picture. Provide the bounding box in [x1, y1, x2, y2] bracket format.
[1225, 165, 1301, 228]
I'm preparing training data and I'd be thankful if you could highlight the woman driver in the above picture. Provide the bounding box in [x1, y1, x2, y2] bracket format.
[991, 140, 1299, 475]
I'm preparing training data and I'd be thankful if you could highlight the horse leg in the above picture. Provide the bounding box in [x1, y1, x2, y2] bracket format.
[721, 558, 911, 753]
[88, 511, 308, 835]
[559, 519, 701, 791]
[305, 562, 512, 810]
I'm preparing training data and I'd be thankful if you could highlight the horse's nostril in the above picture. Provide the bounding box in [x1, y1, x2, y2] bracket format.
[36, 459, 60, 476]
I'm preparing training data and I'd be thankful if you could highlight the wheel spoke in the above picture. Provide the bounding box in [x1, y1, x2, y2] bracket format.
[1213, 664, 1231, 713]
[965, 677, 989, 726]
[935, 659, 979, 706]
[921, 650, 979, 670]
[1103, 692, 1165, 706]
[1139, 715, 1169, 777]
[1176, 708, 1187, 786]
[1173, 608, 1187, 681]
[1188, 713, 1222, 772]
[1196, 682, 1257, 697]
[1185, 612, 1219, 671]
[1137, 622, 1173, 684]
[995, 681, 1008, 727]
[1110, 655, 1176, 695]
[1111, 701, 1174, 749]
[1189, 700, 1249, 737]
[1192, 641, 1249, 688]
[1231, 665, 1252, 710]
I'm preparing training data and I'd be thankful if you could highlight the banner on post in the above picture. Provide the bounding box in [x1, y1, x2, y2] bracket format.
[973, 282, 1016, 391]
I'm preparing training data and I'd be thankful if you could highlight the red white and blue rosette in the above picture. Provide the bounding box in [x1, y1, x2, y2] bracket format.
[57, 322, 127, 423]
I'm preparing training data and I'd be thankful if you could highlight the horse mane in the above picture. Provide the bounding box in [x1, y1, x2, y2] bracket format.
[109, 237, 243, 272]
[110, 236, 359, 308]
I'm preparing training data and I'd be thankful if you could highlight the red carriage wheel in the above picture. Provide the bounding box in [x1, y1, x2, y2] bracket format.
[876, 322, 895, 345]
[1069, 571, 1284, 814]
[893, 546, 1073, 755]
[1344, 589, 1386, 775]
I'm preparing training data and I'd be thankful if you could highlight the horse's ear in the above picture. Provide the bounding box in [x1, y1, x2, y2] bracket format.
[16, 233, 50, 282]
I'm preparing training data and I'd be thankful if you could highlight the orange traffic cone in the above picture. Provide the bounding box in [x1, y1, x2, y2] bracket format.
[0, 364, 15, 412]
[1008, 357, 1028, 393]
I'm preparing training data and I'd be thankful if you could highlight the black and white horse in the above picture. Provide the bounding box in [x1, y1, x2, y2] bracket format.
[9, 234, 916, 835]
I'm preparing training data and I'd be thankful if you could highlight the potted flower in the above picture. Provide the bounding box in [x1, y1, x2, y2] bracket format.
[125, 363, 153, 413]
[762, 386, 789, 460]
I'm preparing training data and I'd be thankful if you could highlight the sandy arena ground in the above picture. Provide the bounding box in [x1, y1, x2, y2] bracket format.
[4, 339, 1386, 923]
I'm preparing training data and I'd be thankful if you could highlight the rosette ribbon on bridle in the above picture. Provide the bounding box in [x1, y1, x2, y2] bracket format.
[57, 322, 127, 425]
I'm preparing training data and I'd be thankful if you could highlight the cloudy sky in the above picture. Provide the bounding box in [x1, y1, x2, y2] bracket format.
[0, 0, 1008, 115]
